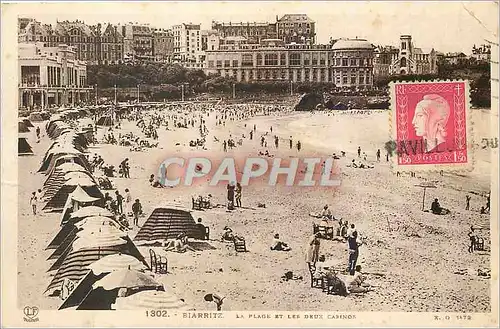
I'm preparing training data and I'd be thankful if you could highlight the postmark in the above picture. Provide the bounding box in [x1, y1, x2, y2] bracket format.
[390, 80, 473, 172]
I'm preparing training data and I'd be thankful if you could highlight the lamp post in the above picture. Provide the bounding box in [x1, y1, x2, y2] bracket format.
[232, 83, 236, 99]
[137, 84, 140, 103]
[290, 80, 293, 96]
[114, 84, 117, 105]
[95, 84, 98, 106]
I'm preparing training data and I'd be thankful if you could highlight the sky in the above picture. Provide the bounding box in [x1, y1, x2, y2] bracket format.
[9, 1, 499, 54]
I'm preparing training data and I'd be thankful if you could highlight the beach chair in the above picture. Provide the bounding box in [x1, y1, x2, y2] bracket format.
[192, 197, 203, 211]
[204, 227, 210, 240]
[317, 225, 335, 240]
[475, 237, 485, 251]
[307, 263, 324, 289]
[233, 237, 247, 252]
[149, 249, 168, 274]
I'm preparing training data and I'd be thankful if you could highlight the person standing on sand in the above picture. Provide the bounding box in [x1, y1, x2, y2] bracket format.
[124, 188, 132, 215]
[30, 191, 38, 215]
[274, 136, 279, 148]
[376, 149, 381, 162]
[297, 141, 302, 152]
[235, 182, 242, 207]
[289, 136, 293, 149]
[227, 182, 235, 210]
[223, 140, 227, 152]
[358, 146, 361, 157]
[466, 195, 471, 210]
[115, 190, 124, 214]
[305, 233, 321, 264]
[468, 225, 476, 253]
[347, 228, 362, 275]
[132, 199, 142, 227]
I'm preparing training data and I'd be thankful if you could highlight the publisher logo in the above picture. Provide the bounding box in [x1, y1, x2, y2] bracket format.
[23, 306, 39, 322]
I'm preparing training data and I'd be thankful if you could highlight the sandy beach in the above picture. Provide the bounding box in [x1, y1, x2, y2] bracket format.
[18, 107, 492, 312]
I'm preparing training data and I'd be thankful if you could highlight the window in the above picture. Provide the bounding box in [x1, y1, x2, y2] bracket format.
[232, 60, 238, 67]
[208, 60, 214, 68]
[342, 58, 348, 66]
[264, 53, 278, 65]
[342, 75, 348, 84]
[304, 53, 310, 66]
[297, 70, 302, 81]
[400, 57, 407, 67]
[351, 75, 357, 85]
[402, 42, 406, 50]
[216, 60, 222, 68]
[304, 70, 310, 81]
[350, 59, 356, 66]
[312, 53, 318, 65]
[249, 70, 254, 80]
[320, 53, 326, 65]
[289, 53, 301, 66]
[280, 53, 286, 65]
[281, 70, 286, 80]
[242, 54, 253, 67]
[256, 54, 262, 66]
[224, 60, 230, 67]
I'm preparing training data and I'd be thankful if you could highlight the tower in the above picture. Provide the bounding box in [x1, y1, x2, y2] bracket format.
[399, 35, 412, 74]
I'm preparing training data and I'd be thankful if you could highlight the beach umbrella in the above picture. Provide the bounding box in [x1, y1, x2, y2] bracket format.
[112, 290, 189, 310]
[71, 206, 113, 219]
[89, 254, 147, 275]
[415, 183, 437, 211]
[92, 268, 161, 291]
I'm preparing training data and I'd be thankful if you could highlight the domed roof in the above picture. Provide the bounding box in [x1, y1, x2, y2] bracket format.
[332, 39, 373, 50]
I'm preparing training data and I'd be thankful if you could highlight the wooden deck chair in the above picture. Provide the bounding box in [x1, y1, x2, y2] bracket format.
[192, 197, 203, 211]
[475, 237, 485, 251]
[307, 263, 324, 289]
[149, 249, 168, 274]
[233, 237, 247, 252]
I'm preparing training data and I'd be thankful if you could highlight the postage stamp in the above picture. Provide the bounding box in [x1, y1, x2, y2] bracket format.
[1, 1, 499, 328]
[390, 80, 473, 172]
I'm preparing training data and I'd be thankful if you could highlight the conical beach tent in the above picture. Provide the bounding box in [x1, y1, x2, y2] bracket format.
[18, 137, 34, 155]
[134, 204, 199, 243]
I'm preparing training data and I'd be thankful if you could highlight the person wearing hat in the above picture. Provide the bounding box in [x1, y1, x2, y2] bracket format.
[132, 199, 142, 227]
[305, 232, 321, 264]
[221, 226, 234, 242]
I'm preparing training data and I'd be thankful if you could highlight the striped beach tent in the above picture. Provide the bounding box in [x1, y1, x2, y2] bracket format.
[18, 137, 34, 155]
[133, 204, 199, 244]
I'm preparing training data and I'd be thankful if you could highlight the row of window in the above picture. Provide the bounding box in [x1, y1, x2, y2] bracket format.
[333, 58, 373, 66]
[220, 68, 328, 81]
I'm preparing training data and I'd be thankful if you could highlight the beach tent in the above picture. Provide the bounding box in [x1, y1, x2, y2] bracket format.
[45, 236, 147, 296]
[294, 93, 324, 111]
[43, 179, 103, 212]
[22, 118, 34, 127]
[59, 254, 148, 310]
[29, 112, 45, 122]
[134, 204, 199, 243]
[18, 121, 30, 133]
[40, 153, 91, 175]
[48, 226, 129, 272]
[43, 171, 97, 201]
[46, 208, 114, 250]
[48, 216, 118, 255]
[18, 137, 34, 155]
[112, 290, 189, 310]
[44, 162, 87, 186]
[97, 116, 113, 126]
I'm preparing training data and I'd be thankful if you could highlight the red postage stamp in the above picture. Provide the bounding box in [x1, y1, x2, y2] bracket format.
[390, 80, 472, 171]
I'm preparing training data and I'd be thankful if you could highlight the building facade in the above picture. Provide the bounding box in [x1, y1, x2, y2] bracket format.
[471, 44, 491, 63]
[373, 45, 398, 77]
[152, 28, 174, 62]
[121, 23, 153, 61]
[276, 14, 316, 45]
[204, 38, 373, 88]
[390, 35, 437, 75]
[211, 20, 277, 45]
[330, 39, 374, 88]
[173, 23, 205, 68]
[18, 18, 124, 65]
[18, 43, 92, 108]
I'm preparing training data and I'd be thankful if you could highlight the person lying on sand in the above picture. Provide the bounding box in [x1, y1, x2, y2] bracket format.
[164, 233, 196, 253]
[430, 198, 450, 215]
[271, 233, 291, 251]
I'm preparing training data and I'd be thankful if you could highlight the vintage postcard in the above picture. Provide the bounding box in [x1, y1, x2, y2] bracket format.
[1, 1, 498, 328]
